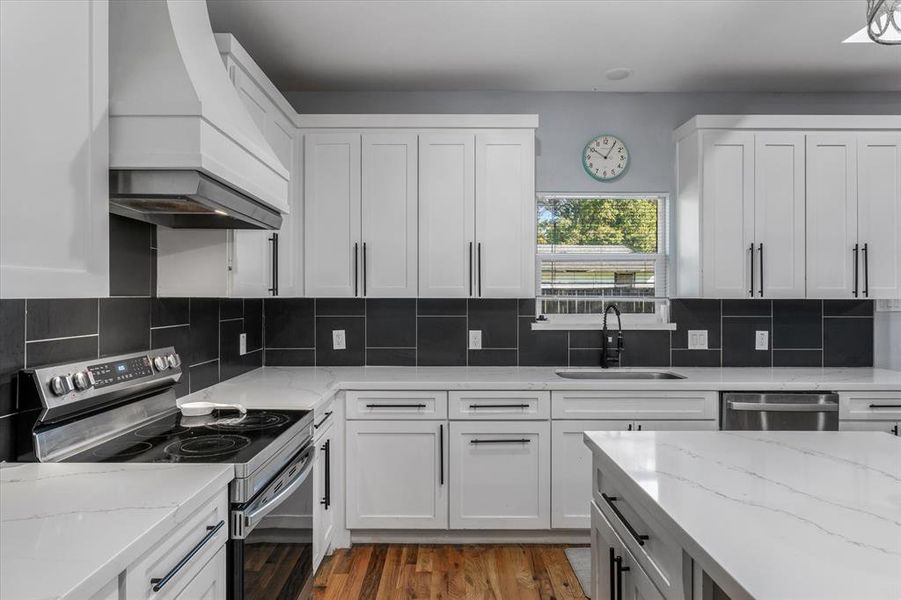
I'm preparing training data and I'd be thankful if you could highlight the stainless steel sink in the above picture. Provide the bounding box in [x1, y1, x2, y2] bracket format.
[555, 369, 686, 380]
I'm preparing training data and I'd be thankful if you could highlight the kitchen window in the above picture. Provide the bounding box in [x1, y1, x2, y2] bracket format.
[535, 193, 671, 328]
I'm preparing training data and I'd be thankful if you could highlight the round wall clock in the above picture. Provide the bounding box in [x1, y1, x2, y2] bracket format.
[582, 134, 630, 182]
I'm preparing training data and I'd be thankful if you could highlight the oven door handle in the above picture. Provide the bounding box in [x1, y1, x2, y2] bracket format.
[727, 401, 838, 412]
[238, 446, 314, 536]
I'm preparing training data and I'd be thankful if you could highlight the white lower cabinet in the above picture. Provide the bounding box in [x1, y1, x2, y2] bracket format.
[345, 420, 448, 529]
[591, 502, 664, 600]
[839, 420, 900, 435]
[449, 421, 550, 529]
[313, 422, 335, 570]
[174, 545, 227, 600]
[553, 420, 716, 529]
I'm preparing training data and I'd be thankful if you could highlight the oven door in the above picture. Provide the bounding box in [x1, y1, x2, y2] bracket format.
[228, 442, 315, 600]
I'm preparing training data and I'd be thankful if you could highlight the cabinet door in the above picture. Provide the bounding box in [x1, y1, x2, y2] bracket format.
[701, 131, 755, 298]
[362, 133, 418, 297]
[591, 503, 664, 600]
[806, 133, 859, 298]
[857, 133, 901, 299]
[552, 420, 631, 529]
[418, 133, 475, 297]
[449, 420, 549, 529]
[345, 420, 447, 529]
[475, 131, 536, 297]
[173, 545, 226, 600]
[313, 424, 335, 570]
[304, 133, 361, 297]
[633, 419, 718, 431]
[754, 133, 806, 298]
[0, 0, 109, 298]
[231, 231, 272, 297]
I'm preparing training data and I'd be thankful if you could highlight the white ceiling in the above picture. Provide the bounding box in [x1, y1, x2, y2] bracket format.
[207, 0, 901, 93]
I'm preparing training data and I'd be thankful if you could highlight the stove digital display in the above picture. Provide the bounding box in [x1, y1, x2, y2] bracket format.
[88, 356, 154, 388]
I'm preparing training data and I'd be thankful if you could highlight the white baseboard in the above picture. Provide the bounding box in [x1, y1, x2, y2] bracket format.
[350, 529, 589, 545]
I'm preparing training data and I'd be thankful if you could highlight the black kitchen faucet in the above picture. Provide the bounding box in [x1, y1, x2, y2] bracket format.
[601, 304, 624, 368]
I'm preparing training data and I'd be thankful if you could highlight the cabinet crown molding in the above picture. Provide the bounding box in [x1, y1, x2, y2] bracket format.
[296, 114, 539, 129]
[674, 115, 901, 141]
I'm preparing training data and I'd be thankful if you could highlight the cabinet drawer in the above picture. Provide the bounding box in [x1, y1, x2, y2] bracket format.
[346, 391, 447, 419]
[593, 467, 683, 599]
[552, 391, 717, 421]
[839, 420, 900, 435]
[126, 490, 228, 600]
[449, 390, 549, 420]
[839, 392, 901, 421]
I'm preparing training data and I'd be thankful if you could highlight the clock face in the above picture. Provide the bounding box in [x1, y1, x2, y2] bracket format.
[583, 135, 629, 182]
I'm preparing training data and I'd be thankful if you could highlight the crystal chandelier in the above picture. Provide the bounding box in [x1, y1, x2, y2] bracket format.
[867, 0, 901, 44]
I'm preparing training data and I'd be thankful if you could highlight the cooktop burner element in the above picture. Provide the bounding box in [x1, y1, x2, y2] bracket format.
[164, 434, 251, 459]
[206, 411, 290, 432]
[135, 423, 188, 439]
[91, 440, 154, 459]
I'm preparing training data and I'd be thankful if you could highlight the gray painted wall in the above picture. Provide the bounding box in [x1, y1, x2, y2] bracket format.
[287, 91, 901, 194]
[875, 311, 901, 371]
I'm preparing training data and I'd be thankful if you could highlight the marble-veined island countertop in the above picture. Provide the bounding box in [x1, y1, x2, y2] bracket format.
[584, 431, 901, 599]
[0, 462, 233, 600]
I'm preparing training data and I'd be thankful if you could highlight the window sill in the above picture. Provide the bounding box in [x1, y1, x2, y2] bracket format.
[530, 320, 677, 331]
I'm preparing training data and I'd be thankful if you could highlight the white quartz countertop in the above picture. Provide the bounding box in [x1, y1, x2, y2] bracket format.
[177, 366, 901, 411]
[0, 463, 233, 600]
[583, 431, 901, 600]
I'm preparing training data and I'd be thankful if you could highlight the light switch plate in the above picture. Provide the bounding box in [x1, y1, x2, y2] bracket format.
[332, 329, 346, 350]
[688, 330, 708, 350]
[239, 333, 247, 355]
[469, 330, 482, 350]
[755, 330, 769, 351]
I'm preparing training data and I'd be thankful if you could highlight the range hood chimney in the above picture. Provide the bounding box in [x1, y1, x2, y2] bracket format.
[108, 0, 288, 229]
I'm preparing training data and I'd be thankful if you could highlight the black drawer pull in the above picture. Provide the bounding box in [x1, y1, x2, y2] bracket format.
[470, 438, 530, 445]
[150, 520, 224, 592]
[469, 404, 530, 409]
[314, 411, 333, 429]
[601, 493, 649, 546]
[869, 404, 901, 408]
[365, 403, 427, 409]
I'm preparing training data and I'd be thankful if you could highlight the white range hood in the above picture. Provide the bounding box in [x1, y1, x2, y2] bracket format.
[108, 0, 289, 228]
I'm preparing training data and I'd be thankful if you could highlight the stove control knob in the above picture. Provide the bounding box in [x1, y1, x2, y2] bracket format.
[72, 371, 92, 391]
[167, 353, 181, 368]
[49, 375, 73, 396]
[153, 356, 169, 372]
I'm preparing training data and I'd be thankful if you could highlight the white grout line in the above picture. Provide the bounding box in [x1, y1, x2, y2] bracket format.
[26, 333, 99, 344]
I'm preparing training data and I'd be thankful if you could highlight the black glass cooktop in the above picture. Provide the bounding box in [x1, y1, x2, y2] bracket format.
[65, 409, 310, 464]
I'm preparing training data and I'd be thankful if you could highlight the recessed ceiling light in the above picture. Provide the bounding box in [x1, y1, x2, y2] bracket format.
[214, 209, 228, 216]
[605, 67, 633, 81]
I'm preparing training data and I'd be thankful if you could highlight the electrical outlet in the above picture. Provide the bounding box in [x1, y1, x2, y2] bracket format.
[688, 330, 708, 350]
[755, 330, 769, 351]
[332, 329, 346, 350]
[469, 330, 482, 350]
[239, 333, 247, 355]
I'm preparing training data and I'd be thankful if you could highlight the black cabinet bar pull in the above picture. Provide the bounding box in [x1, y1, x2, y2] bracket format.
[150, 520, 224, 592]
[365, 403, 427, 408]
[615, 556, 629, 600]
[758, 243, 764, 297]
[313, 411, 333, 429]
[477, 242, 482, 297]
[601, 493, 650, 546]
[627, 423, 632, 431]
[268, 234, 279, 296]
[863, 242, 869, 298]
[439, 424, 444, 486]
[469, 404, 530, 409]
[320, 439, 331, 509]
[353, 242, 359, 297]
[749, 243, 755, 297]
[363, 242, 368, 297]
[869, 404, 901, 408]
[470, 438, 530, 445]
[853, 244, 859, 298]
[892, 424, 899, 436]
[468, 242, 473, 296]
[608, 548, 616, 600]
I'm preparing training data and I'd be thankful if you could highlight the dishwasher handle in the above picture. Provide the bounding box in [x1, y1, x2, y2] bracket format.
[727, 401, 838, 412]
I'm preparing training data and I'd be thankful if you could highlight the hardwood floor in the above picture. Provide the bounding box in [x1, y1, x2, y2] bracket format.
[312, 544, 588, 600]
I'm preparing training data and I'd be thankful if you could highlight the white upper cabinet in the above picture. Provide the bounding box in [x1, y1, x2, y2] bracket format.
[857, 133, 901, 299]
[754, 132, 806, 298]
[475, 131, 536, 298]
[806, 133, 859, 298]
[418, 133, 476, 298]
[304, 133, 362, 297]
[700, 131, 755, 298]
[361, 134, 418, 297]
[0, 0, 109, 298]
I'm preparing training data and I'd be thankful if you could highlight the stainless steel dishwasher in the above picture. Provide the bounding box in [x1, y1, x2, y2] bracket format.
[721, 392, 839, 431]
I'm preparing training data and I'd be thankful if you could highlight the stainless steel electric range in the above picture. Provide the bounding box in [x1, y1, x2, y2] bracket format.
[18, 348, 315, 600]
